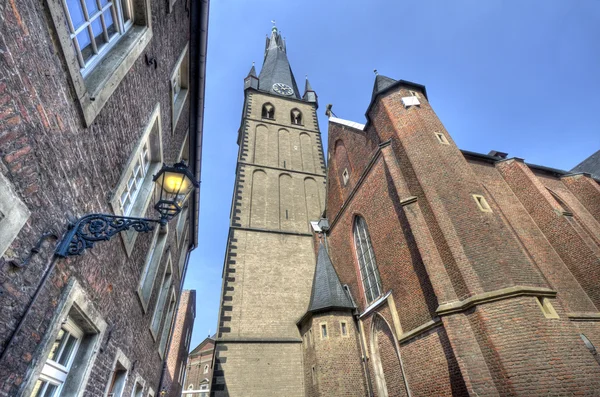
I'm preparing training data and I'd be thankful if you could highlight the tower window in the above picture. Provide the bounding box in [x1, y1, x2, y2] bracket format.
[409, 90, 419, 97]
[291, 109, 302, 125]
[342, 168, 349, 186]
[340, 321, 348, 337]
[353, 216, 383, 303]
[311, 366, 316, 385]
[472, 194, 492, 213]
[435, 132, 449, 145]
[262, 103, 275, 119]
[320, 323, 328, 339]
[536, 297, 559, 319]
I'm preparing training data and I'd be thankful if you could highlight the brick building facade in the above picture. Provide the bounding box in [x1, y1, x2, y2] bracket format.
[163, 290, 196, 397]
[0, 0, 208, 394]
[317, 75, 600, 396]
[184, 335, 214, 396]
[213, 27, 600, 396]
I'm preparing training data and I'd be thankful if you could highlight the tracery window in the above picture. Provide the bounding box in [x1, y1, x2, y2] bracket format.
[291, 109, 302, 125]
[261, 103, 275, 119]
[353, 216, 383, 303]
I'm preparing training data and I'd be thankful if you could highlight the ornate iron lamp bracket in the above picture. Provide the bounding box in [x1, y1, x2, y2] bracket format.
[55, 214, 162, 257]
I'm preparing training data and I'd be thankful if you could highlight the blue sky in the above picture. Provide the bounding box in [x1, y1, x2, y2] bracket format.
[183, 1, 600, 349]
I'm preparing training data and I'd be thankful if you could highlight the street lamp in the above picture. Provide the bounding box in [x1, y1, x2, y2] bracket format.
[55, 162, 199, 257]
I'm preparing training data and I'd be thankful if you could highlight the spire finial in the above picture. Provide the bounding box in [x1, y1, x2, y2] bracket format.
[271, 20, 277, 32]
[252, 61, 255, 66]
[374, 69, 379, 76]
[305, 74, 308, 80]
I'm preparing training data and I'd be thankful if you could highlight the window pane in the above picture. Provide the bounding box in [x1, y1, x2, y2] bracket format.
[65, 0, 86, 29]
[57, 333, 77, 366]
[103, 9, 117, 37]
[47, 329, 65, 362]
[84, 0, 99, 15]
[30, 380, 45, 397]
[100, 0, 109, 6]
[120, 0, 131, 22]
[42, 384, 58, 397]
[91, 18, 107, 48]
[76, 31, 94, 63]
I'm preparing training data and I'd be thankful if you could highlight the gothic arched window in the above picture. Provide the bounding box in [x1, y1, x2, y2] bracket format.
[291, 109, 302, 125]
[262, 103, 275, 119]
[353, 216, 383, 303]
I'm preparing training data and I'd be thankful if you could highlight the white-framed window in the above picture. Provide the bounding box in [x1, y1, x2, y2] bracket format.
[24, 280, 107, 397]
[138, 226, 168, 311]
[354, 216, 383, 303]
[62, 0, 134, 77]
[188, 384, 194, 390]
[151, 255, 173, 340]
[110, 104, 163, 255]
[203, 364, 209, 374]
[119, 137, 151, 216]
[46, 0, 152, 125]
[29, 318, 83, 397]
[200, 383, 209, 391]
[171, 44, 190, 131]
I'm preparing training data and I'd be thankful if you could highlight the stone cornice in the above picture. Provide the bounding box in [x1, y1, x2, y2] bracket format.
[398, 318, 442, 345]
[436, 286, 557, 316]
[216, 337, 302, 344]
[566, 312, 600, 321]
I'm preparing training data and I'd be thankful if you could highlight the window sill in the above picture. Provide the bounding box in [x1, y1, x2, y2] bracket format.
[172, 88, 189, 132]
[79, 26, 153, 126]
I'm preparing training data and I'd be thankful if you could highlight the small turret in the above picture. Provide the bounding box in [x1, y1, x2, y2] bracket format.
[303, 76, 318, 108]
[244, 63, 259, 91]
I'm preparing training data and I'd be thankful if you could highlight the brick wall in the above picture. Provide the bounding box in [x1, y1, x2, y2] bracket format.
[164, 290, 196, 397]
[0, 0, 193, 394]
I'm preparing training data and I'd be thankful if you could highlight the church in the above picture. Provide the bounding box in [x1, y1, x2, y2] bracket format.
[212, 25, 600, 396]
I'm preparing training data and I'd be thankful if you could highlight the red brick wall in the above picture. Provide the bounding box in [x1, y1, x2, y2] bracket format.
[185, 339, 214, 393]
[164, 291, 196, 397]
[0, 0, 192, 394]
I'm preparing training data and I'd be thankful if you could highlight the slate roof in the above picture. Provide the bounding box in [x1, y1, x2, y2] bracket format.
[247, 64, 257, 78]
[371, 74, 398, 102]
[304, 77, 314, 94]
[258, 28, 300, 99]
[571, 150, 600, 180]
[306, 244, 355, 314]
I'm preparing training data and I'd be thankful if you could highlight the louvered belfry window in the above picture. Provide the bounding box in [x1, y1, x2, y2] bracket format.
[353, 216, 383, 303]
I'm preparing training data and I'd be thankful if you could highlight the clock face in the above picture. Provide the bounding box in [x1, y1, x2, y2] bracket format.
[272, 83, 294, 96]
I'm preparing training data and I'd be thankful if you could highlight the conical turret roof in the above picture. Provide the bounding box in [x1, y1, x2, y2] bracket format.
[258, 26, 300, 98]
[307, 244, 355, 313]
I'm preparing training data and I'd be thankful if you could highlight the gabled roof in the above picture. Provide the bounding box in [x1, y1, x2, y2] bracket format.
[189, 334, 215, 356]
[571, 150, 600, 180]
[306, 244, 355, 315]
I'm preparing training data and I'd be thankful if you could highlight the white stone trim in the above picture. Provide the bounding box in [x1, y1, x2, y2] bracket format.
[329, 116, 365, 131]
[0, 172, 30, 258]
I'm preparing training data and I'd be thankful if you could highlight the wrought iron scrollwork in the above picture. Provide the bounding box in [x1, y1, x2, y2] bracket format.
[55, 214, 159, 257]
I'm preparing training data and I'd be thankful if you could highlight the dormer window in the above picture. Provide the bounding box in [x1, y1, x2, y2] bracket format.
[262, 103, 275, 119]
[291, 109, 302, 125]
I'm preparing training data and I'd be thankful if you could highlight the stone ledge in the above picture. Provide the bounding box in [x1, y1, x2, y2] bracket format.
[436, 286, 557, 316]
[567, 312, 600, 321]
[216, 337, 302, 344]
[398, 317, 442, 345]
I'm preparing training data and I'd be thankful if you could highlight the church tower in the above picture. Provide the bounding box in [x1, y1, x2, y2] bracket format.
[212, 26, 326, 396]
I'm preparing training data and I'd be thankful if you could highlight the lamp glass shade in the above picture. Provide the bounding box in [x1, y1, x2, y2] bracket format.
[153, 162, 198, 221]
